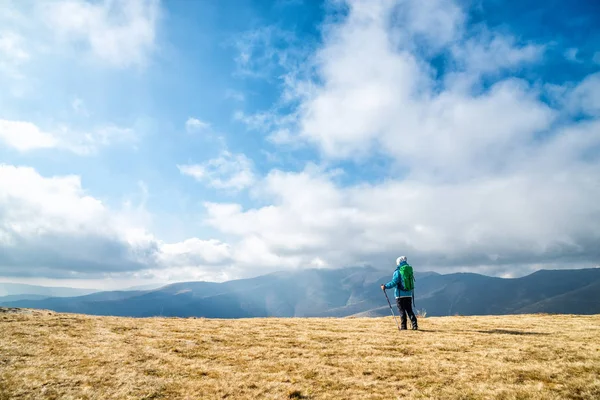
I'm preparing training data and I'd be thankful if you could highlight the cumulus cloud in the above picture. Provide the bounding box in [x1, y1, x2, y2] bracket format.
[0, 31, 28, 61]
[0, 120, 58, 151]
[185, 117, 210, 132]
[209, 0, 600, 275]
[231, 24, 313, 82]
[286, 0, 554, 173]
[178, 151, 256, 191]
[0, 0, 160, 72]
[564, 47, 582, 63]
[0, 165, 234, 279]
[0, 165, 155, 277]
[202, 160, 600, 273]
[566, 73, 600, 117]
[159, 238, 232, 267]
[450, 31, 545, 80]
[389, 0, 465, 50]
[38, 0, 160, 68]
[232, 26, 293, 77]
[0, 31, 30, 78]
[0, 119, 135, 155]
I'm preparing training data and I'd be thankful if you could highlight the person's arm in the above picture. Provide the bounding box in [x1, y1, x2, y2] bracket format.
[383, 270, 400, 290]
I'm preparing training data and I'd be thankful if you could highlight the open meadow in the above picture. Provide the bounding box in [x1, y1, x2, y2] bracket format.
[1, 308, 599, 399]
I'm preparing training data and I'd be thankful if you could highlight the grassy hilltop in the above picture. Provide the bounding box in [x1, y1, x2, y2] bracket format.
[1, 309, 599, 399]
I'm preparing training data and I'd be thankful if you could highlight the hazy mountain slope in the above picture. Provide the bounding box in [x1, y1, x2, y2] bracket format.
[515, 280, 600, 315]
[0, 290, 148, 314]
[0, 294, 50, 302]
[412, 268, 600, 316]
[0, 283, 97, 297]
[105, 267, 382, 318]
[1, 267, 389, 318]
[3, 267, 599, 318]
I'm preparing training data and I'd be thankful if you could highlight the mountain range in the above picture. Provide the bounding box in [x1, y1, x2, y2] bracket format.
[2, 267, 599, 318]
[0, 283, 98, 302]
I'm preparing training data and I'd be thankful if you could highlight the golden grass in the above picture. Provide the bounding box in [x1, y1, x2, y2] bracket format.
[1, 308, 599, 399]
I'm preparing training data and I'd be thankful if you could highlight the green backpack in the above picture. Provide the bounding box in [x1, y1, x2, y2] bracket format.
[399, 264, 415, 291]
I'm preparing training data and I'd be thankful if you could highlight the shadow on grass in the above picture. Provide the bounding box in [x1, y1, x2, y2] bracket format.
[476, 329, 549, 336]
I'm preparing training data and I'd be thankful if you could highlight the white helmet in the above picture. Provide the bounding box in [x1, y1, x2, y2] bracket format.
[396, 256, 407, 266]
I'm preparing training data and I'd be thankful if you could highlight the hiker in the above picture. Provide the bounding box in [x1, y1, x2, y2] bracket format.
[381, 256, 418, 330]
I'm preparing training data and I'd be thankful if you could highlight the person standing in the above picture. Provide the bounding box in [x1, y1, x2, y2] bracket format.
[381, 256, 418, 330]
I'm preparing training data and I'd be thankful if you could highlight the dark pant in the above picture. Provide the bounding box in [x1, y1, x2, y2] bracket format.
[396, 297, 418, 329]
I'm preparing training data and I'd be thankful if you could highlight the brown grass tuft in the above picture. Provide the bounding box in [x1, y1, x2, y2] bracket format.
[288, 389, 309, 399]
[1, 308, 599, 399]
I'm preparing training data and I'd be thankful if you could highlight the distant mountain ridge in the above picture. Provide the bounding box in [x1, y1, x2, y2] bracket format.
[0, 283, 98, 301]
[2, 267, 599, 318]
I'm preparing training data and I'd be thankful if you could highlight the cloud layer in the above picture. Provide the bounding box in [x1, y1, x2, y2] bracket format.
[215, 0, 600, 276]
[178, 151, 256, 191]
[39, 0, 160, 68]
[1, 0, 599, 283]
[0, 165, 234, 280]
[0, 0, 160, 78]
[0, 119, 135, 155]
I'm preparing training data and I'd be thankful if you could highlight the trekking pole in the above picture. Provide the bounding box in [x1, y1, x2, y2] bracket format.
[383, 289, 402, 331]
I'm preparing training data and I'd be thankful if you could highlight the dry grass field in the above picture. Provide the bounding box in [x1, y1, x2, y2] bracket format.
[1, 308, 599, 399]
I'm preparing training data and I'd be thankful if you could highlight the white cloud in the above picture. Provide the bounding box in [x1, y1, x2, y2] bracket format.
[231, 25, 310, 80]
[159, 238, 232, 267]
[234, 109, 301, 150]
[178, 151, 255, 191]
[451, 31, 544, 78]
[2, 0, 599, 284]
[0, 165, 236, 279]
[39, 0, 160, 68]
[211, 0, 600, 275]
[390, 0, 465, 49]
[567, 72, 600, 117]
[0, 120, 58, 151]
[285, 0, 553, 171]
[233, 111, 273, 131]
[201, 156, 600, 273]
[0, 31, 29, 77]
[0, 119, 135, 155]
[72, 97, 90, 116]
[225, 89, 245, 102]
[63, 124, 137, 155]
[564, 47, 582, 63]
[0, 31, 29, 61]
[185, 117, 210, 132]
[268, 129, 296, 145]
[233, 26, 283, 77]
[0, 165, 155, 276]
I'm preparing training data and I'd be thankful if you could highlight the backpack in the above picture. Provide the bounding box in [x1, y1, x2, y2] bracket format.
[399, 264, 415, 291]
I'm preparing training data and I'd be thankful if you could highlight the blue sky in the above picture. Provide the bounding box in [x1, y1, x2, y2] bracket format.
[0, 0, 599, 289]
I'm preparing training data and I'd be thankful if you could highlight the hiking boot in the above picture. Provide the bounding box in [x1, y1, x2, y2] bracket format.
[410, 315, 418, 330]
[400, 324, 407, 330]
